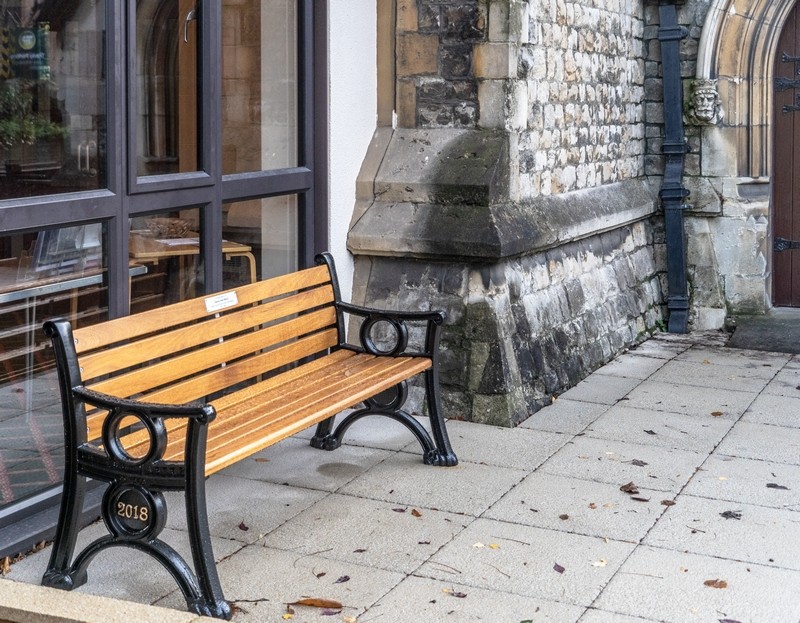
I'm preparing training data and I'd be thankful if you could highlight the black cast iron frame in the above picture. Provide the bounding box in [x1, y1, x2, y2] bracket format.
[40, 252, 457, 620]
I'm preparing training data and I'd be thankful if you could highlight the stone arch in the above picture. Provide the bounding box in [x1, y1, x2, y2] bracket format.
[696, 0, 797, 177]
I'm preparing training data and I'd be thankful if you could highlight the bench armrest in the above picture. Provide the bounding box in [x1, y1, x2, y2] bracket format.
[73, 386, 216, 424]
[336, 301, 446, 325]
[335, 301, 446, 358]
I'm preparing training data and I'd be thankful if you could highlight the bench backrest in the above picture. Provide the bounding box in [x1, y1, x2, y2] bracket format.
[53, 260, 342, 442]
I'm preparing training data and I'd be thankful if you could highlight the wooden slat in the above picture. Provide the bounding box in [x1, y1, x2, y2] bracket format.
[84, 331, 345, 441]
[79, 285, 335, 380]
[202, 357, 432, 474]
[86, 307, 337, 399]
[73, 264, 333, 353]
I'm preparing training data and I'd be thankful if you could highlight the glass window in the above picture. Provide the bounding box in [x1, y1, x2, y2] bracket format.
[0, 1, 106, 199]
[222, 0, 298, 173]
[129, 208, 203, 309]
[223, 195, 297, 288]
[0, 225, 107, 512]
[135, 0, 200, 176]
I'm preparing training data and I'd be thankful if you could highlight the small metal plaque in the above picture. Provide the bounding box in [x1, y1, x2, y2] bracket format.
[205, 291, 238, 313]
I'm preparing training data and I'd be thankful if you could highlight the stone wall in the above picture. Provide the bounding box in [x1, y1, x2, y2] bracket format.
[642, 0, 772, 328]
[351, 218, 664, 426]
[348, 0, 667, 426]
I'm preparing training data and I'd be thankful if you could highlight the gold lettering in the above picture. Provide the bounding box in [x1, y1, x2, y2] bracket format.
[116, 501, 149, 523]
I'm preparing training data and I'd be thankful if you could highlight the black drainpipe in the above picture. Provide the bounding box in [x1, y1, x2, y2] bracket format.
[657, 1, 690, 333]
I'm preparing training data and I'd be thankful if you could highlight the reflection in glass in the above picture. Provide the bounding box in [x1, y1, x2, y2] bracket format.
[136, 0, 199, 176]
[0, 226, 108, 511]
[0, 1, 107, 199]
[222, 0, 298, 173]
[129, 208, 204, 309]
[223, 196, 297, 288]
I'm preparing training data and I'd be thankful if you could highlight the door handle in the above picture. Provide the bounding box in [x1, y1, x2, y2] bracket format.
[183, 7, 197, 44]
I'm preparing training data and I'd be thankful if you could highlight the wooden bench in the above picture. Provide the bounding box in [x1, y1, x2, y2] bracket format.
[40, 252, 457, 619]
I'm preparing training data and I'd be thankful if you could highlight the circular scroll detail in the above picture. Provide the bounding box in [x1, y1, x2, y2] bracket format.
[360, 315, 409, 356]
[101, 410, 167, 466]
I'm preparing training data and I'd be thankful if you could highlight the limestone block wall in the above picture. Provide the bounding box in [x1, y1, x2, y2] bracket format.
[348, 0, 666, 425]
[351, 219, 663, 425]
[642, 0, 772, 328]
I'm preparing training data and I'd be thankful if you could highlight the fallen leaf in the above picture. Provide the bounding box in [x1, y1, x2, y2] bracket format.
[254, 458, 270, 462]
[710, 411, 724, 417]
[559, 514, 569, 520]
[766, 483, 790, 490]
[488, 544, 500, 550]
[343, 618, 358, 623]
[644, 429, 658, 435]
[282, 614, 294, 620]
[703, 359, 711, 364]
[392, 508, 406, 513]
[620, 482, 640, 494]
[591, 559, 608, 567]
[704, 578, 728, 589]
[603, 503, 615, 509]
[353, 548, 367, 553]
[418, 540, 431, 545]
[553, 562, 565, 574]
[588, 502, 597, 509]
[630, 459, 649, 467]
[631, 496, 651, 502]
[320, 609, 341, 616]
[238, 521, 249, 531]
[315, 571, 326, 578]
[0, 557, 9, 576]
[718, 619, 742, 623]
[442, 587, 467, 598]
[661, 500, 676, 506]
[720, 510, 742, 520]
[411, 508, 423, 517]
[289, 598, 345, 609]
[334, 575, 350, 584]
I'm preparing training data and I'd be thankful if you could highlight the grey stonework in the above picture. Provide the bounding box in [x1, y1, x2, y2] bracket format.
[350, 220, 664, 427]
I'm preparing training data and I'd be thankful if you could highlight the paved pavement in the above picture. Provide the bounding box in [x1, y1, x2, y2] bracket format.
[5, 331, 800, 622]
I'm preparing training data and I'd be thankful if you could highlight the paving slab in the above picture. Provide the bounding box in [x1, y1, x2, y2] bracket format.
[683, 454, 800, 509]
[556, 373, 643, 405]
[678, 344, 791, 367]
[417, 517, 635, 607]
[520, 398, 610, 435]
[369, 575, 585, 622]
[762, 364, 800, 397]
[742, 392, 800, 428]
[218, 437, 394, 492]
[626, 338, 690, 359]
[619, 380, 756, 419]
[155, 544, 406, 622]
[338, 452, 526, 516]
[164, 474, 328, 543]
[714, 421, 800, 466]
[261, 493, 470, 573]
[539, 436, 705, 493]
[643, 495, 800, 570]
[593, 546, 800, 623]
[443, 419, 569, 470]
[592, 353, 668, 380]
[578, 610, 659, 622]
[584, 405, 735, 454]
[647, 358, 776, 393]
[483, 472, 667, 543]
[6, 522, 241, 607]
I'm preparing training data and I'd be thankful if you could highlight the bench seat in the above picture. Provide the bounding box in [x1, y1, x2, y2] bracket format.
[41, 253, 457, 619]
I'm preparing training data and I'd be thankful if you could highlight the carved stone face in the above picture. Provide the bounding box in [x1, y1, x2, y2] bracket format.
[688, 80, 723, 125]
[693, 88, 719, 122]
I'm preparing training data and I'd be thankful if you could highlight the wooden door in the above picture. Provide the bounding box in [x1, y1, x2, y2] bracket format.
[774, 3, 800, 306]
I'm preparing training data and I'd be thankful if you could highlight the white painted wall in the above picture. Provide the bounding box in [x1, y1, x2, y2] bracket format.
[327, 0, 378, 301]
